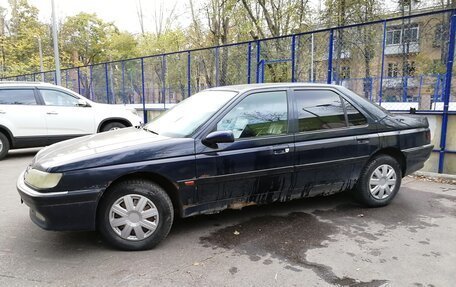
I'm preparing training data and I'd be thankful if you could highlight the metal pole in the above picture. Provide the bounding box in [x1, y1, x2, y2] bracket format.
[256, 41, 261, 83]
[104, 63, 110, 104]
[291, 35, 296, 82]
[418, 75, 423, 106]
[162, 55, 166, 107]
[215, 47, 219, 86]
[141, 58, 147, 123]
[311, 33, 314, 82]
[77, 67, 81, 95]
[121, 61, 126, 103]
[51, 0, 61, 86]
[327, 29, 334, 84]
[438, 13, 456, 173]
[37, 36, 44, 82]
[378, 20, 387, 105]
[247, 42, 252, 84]
[187, 51, 191, 97]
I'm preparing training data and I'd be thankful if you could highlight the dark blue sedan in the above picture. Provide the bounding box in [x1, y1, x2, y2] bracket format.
[17, 83, 433, 250]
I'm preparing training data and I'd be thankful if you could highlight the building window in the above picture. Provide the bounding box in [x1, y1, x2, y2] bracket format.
[386, 25, 419, 45]
[387, 63, 398, 77]
[340, 66, 350, 79]
[433, 24, 447, 48]
[404, 61, 416, 77]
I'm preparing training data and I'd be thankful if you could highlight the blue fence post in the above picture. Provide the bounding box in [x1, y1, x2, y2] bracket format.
[256, 40, 261, 83]
[247, 42, 252, 84]
[121, 61, 126, 103]
[378, 20, 387, 105]
[89, 65, 93, 101]
[327, 29, 334, 84]
[187, 51, 191, 97]
[162, 55, 166, 107]
[215, 47, 220, 86]
[402, 76, 408, 102]
[291, 35, 296, 82]
[104, 63, 110, 104]
[77, 67, 81, 95]
[141, 58, 147, 123]
[438, 12, 456, 173]
[418, 75, 423, 104]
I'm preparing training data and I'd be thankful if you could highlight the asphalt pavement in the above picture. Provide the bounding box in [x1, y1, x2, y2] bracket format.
[0, 148, 455, 287]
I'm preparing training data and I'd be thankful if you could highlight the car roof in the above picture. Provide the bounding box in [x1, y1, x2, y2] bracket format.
[0, 81, 57, 88]
[206, 83, 341, 93]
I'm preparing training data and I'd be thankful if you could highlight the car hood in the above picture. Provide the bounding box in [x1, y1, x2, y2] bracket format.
[33, 127, 195, 172]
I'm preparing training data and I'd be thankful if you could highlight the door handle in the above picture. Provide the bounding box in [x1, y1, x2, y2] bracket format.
[46, 111, 58, 115]
[273, 147, 290, 155]
[0, 110, 5, 114]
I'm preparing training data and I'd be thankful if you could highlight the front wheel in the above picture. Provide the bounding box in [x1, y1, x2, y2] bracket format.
[354, 155, 402, 207]
[98, 180, 174, 250]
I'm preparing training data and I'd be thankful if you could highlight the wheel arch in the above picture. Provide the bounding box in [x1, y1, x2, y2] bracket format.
[369, 147, 406, 176]
[97, 171, 182, 219]
[0, 124, 14, 147]
[97, 118, 132, 132]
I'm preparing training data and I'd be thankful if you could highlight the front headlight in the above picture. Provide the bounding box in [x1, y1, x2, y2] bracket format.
[24, 168, 62, 189]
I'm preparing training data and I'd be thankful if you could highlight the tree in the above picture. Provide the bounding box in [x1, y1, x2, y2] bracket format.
[59, 13, 117, 67]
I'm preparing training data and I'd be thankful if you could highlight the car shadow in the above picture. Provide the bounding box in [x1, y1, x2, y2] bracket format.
[20, 191, 357, 254]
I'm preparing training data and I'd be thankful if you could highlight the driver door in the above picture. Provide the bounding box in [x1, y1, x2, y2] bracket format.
[194, 90, 294, 208]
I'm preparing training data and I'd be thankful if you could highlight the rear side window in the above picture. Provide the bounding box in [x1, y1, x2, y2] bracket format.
[344, 99, 367, 126]
[0, 89, 36, 105]
[40, 89, 80, 106]
[295, 90, 346, 132]
[216, 91, 288, 139]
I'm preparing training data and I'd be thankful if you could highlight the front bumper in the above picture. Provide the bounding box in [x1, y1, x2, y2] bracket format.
[402, 144, 434, 176]
[17, 171, 103, 231]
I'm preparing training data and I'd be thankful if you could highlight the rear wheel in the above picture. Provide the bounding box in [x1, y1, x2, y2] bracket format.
[101, 122, 126, 132]
[0, 132, 10, 160]
[354, 155, 402, 207]
[98, 180, 174, 250]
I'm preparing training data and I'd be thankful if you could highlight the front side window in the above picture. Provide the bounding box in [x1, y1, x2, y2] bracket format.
[295, 90, 346, 132]
[0, 89, 36, 105]
[216, 91, 288, 139]
[40, 89, 80, 106]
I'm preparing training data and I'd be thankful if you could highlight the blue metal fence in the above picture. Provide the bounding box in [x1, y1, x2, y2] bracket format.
[2, 8, 456, 173]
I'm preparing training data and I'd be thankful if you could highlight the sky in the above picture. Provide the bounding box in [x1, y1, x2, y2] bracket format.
[0, 0, 435, 35]
[0, 0, 192, 34]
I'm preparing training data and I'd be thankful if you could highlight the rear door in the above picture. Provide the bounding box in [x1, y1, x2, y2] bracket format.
[194, 89, 294, 208]
[0, 88, 47, 146]
[291, 88, 378, 197]
[38, 88, 95, 141]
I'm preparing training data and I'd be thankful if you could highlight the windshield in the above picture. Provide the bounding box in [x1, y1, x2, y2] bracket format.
[144, 90, 238, 137]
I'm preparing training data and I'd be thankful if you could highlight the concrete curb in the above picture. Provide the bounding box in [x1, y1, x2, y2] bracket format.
[413, 171, 456, 180]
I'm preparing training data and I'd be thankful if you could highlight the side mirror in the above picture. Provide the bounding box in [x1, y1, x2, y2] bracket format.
[77, 99, 90, 107]
[202, 131, 234, 148]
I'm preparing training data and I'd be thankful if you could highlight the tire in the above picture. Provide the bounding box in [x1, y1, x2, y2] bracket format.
[97, 180, 174, 250]
[354, 155, 402, 207]
[100, 122, 126, 132]
[0, 132, 10, 160]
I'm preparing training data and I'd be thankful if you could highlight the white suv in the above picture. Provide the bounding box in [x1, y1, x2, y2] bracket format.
[0, 82, 142, 159]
